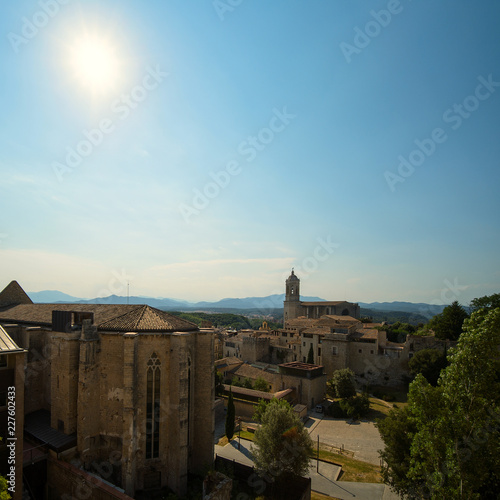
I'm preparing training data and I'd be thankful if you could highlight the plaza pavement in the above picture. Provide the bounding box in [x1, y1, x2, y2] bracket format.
[214, 438, 400, 500]
[306, 413, 385, 465]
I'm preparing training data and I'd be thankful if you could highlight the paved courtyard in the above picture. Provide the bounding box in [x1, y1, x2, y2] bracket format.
[306, 413, 385, 465]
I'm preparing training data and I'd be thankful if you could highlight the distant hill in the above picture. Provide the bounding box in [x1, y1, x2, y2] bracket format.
[28, 290, 84, 303]
[359, 301, 445, 315]
[27, 290, 445, 322]
[27, 291, 323, 310]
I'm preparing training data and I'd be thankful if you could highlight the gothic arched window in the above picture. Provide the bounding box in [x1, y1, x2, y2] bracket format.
[146, 352, 161, 459]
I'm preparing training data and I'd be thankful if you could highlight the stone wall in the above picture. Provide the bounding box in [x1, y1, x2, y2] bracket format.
[47, 454, 133, 500]
[241, 337, 270, 364]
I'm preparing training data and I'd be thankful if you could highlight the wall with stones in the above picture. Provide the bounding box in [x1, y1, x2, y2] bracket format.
[51, 331, 80, 433]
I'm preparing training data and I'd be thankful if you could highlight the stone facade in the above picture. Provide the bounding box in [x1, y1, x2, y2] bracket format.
[0, 283, 215, 498]
[0, 325, 26, 500]
[283, 270, 360, 321]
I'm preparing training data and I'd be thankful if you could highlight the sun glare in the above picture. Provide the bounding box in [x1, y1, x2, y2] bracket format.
[69, 36, 120, 93]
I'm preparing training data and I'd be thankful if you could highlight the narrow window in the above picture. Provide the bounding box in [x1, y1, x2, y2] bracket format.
[146, 352, 161, 459]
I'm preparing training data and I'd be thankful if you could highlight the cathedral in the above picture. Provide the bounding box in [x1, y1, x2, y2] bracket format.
[283, 269, 360, 322]
[0, 280, 214, 499]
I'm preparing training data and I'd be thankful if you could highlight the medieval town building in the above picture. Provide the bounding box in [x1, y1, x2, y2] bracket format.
[0, 280, 214, 499]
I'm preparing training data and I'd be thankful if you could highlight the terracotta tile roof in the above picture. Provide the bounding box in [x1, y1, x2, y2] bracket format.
[279, 361, 323, 371]
[318, 315, 360, 324]
[351, 328, 379, 340]
[98, 305, 198, 332]
[230, 363, 275, 382]
[223, 384, 292, 400]
[215, 356, 243, 368]
[0, 303, 197, 332]
[0, 280, 33, 307]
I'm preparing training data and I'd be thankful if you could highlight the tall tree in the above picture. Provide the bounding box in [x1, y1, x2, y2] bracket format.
[328, 368, 356, 399]
[408, 348, 447, 386]
[225, 389, 235, 440]
[253, 399, 313, 498]
[428, 300, 469, 340]
[307, 344, 314, 364]
[377, 307, 500, 499]
[470, 292, 500, 313]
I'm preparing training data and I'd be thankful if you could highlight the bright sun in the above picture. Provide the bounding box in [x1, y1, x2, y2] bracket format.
[69, 36, 120, 93]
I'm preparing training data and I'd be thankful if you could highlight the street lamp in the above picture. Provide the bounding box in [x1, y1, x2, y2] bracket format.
[237, 417, 242, 450]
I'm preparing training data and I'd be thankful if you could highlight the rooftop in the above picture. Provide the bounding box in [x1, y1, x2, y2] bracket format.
[0, 303, 198, 332]
[279, 361, 323, 371]
[0, 324, 24, 354]
[0, 280, 33, 307]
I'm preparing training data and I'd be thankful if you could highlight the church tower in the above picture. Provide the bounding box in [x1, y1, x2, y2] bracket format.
[283, 269, 302, 323]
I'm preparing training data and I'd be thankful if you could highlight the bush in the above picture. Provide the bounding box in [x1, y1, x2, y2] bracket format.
[326, 395, 370, 419]
[326, 401, 345, 418]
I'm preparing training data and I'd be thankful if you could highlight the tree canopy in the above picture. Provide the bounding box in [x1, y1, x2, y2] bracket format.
[470, 292, 500, 313]
[408, 348, 447, 386]
[377, 307, 500, 499]
[253, 399, 312, 496]
[327, 368, 356, 399]
[253, 376, 270, 392]
[428, 300, 469, 340]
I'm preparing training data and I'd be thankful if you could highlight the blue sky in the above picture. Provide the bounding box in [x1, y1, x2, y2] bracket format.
[0, 0, 499, 305]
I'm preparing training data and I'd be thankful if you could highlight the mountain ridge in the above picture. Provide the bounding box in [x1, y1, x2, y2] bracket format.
[28, 290, 446, 314]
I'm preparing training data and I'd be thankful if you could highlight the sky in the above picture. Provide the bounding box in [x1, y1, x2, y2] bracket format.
[0, 0, 499, 305]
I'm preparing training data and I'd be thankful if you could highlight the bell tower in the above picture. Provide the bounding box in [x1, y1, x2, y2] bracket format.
[284, 269, 302, 323]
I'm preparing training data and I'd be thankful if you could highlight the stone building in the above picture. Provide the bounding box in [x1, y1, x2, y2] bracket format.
[0, 281, 214, 498]
[218, 359, 327, 410]
[283, 270, 360, 321]
[0, 325, 26, 500]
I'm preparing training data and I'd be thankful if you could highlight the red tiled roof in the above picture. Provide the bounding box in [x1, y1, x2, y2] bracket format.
[98, 305, 197, 332]
[0, 303, 197, 332]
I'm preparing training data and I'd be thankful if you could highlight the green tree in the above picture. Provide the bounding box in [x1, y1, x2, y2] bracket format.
[408, 348, 447, 386]
[243, 377, 253, 389]
[253, 399, 313, 498]
[428, 300, 469, 340]
[253, 376, 270, 392]
[377, 307, 500, 499]
[0, 475, 10, 500]
[307, 344, 314, 364]
[470, 292, 500, 313]
[230, 376, 243, 387]
[225, 389, 235, 440]
[339, 394, 370, 419]
[328, 368, 356, 399]
[253, 397, 289, 423]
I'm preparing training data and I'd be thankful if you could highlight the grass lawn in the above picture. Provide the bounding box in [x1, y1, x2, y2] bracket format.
[316, 448, 381, 483]
[222, 430, 381, 484]
[311, 492, 341, 500]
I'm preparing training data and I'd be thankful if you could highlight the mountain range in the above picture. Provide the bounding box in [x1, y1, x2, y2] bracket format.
[27, 290, 446, 315]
